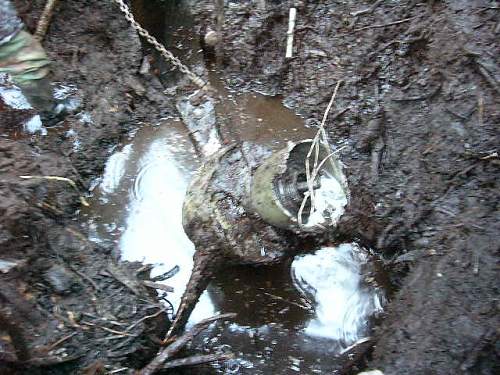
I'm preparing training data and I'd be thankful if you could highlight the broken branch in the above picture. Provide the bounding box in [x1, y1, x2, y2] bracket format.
[351, 16, 416, 33]
[286, 8, 297, 58]
[163, 353, 234, 369]
[138, 312, 236, 375]
[35, 0, 60, 41]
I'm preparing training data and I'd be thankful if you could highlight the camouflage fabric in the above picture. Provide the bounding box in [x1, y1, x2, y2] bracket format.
[0, 0, 23, 45]
[0, 31, 51, 86]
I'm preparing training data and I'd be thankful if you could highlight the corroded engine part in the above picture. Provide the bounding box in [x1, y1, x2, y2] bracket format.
[183, 143, 303, 264]
[168, 143, 306, 338]
[251, 140, 349, 233]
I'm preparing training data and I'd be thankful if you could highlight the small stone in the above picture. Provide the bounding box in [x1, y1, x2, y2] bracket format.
[414, 237, 430, 248]
[139, 56, 151, 75]
[204, 30, 219, 47]
[44, 265, 78, 294]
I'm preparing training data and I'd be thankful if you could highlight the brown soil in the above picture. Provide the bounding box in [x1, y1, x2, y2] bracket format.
[190, 0, 499, 374]
[1, 0, 182, 373]
[1, 0, 498, 374]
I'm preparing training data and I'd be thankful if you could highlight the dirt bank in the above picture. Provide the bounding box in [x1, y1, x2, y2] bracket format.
[1, 0, 182, 373]
[190, 0, 499, 374]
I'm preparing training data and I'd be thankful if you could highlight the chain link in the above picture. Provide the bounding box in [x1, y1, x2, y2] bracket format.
[111, 0, 207, 89]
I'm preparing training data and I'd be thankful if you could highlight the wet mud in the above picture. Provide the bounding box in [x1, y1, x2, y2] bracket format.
[0, 0, 498, 374]
[1, 0, 179, 373]
[189, 0, 500, 374]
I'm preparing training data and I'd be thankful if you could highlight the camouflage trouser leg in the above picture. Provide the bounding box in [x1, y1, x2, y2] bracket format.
[0, 0, 52, 112]
[0, 30, 52, 111]
[0, 31, 51, 85]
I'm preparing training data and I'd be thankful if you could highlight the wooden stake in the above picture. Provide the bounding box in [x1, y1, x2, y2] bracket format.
[286, 8, 297, 58]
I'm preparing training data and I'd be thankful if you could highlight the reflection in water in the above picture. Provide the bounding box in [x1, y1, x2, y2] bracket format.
[292, 244, 384, 342]
[86, 122, 214, 322]
[188, 244, 384, 374]
[99, 144, 132, 195]
[213, 86, 314, 149]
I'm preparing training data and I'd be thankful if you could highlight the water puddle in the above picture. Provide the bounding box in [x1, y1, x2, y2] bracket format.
[84, 1, 386, 373]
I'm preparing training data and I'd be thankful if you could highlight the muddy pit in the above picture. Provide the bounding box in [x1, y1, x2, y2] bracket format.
[84, 2, 388, 372]
[85, 75, 386, 374]
[1, 0, 499, 374]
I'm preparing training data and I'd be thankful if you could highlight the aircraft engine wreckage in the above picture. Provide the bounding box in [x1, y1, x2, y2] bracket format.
[166, 139, 350, 338]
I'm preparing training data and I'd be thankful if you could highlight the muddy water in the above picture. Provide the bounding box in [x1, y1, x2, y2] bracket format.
[85, 1, 385, 373]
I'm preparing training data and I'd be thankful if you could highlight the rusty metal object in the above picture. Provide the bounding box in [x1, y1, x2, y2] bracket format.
[251, 140, 349, 233]
[167, 140, 350, 338]
[167, 143, 308, 338]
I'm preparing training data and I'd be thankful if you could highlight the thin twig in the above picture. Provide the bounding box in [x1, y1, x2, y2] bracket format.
[351, 16, 416, 33]
[35, 0, 60, 41]
[81, 321, 134, 337]
[125, 308, 167, 332]
[150, 265, 180, 282]
[162, 353, 234, 369]
[142, 280, 174, 293]
[350, 0, 383, 17]
[138, 313, 236, 375]
[298, 81, 343, 226]
[286, 8, 297, 58]
[46, 332, 78, 352]
[19, 175, 89, 206]
[109, 368, 129, 374]
[68, 265, 100, 291]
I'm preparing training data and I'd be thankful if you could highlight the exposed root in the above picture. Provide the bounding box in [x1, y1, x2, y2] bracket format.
[35, 0, 60, 41]
[138, 313, 237, 375]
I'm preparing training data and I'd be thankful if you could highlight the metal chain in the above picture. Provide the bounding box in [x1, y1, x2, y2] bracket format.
[111, 0, 207, 89]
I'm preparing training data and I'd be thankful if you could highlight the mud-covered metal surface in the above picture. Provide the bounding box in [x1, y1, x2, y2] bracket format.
[250, 140, 349, 232]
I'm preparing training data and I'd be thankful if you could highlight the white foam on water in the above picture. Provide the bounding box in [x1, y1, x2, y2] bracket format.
[306, 172, 348, 228]
[100, 144, 133, 195]
[292, 244, 384, 344]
